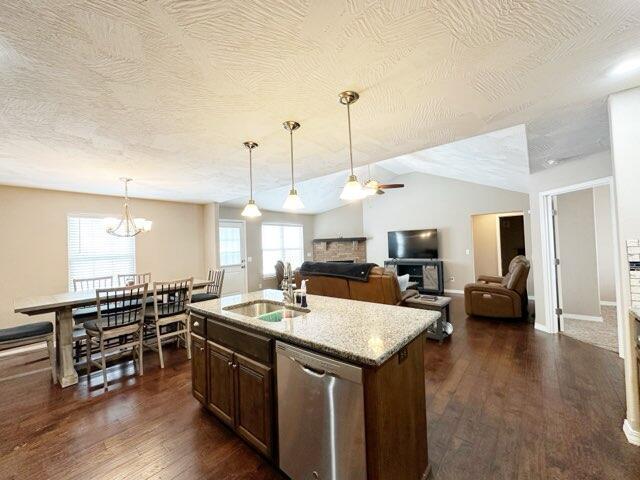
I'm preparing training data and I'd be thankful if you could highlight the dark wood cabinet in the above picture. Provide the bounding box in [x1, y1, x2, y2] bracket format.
[191, 334, 206, 405]
[234, 352, 273, 457]
[207, 341, 235, 427]
[191, 322, 275, 460]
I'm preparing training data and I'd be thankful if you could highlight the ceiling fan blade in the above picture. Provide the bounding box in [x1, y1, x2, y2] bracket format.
[378, 183, 404, 189]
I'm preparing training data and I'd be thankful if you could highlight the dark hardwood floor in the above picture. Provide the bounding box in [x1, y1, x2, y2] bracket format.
[1, 297, 638, 480]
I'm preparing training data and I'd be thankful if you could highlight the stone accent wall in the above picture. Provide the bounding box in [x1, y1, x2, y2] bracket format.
[627, 239, 640, 308]
[313, 240, 366, 263]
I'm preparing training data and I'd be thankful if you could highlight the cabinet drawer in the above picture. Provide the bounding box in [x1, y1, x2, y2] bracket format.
[207, 319, 272, 365]
[190, 313, 206, 337]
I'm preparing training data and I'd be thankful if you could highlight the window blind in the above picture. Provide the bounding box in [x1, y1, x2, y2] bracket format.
[262, 224, 304, 276]
[67, 215, 136, 291]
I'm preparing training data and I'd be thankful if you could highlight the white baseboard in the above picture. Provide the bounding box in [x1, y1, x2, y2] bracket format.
[534, 322, 551, 333]
[563, 313, 603, 322]
[444, 289, 464, 295]
[600, 301, 617, 307]
[624, 419, 640, 446]
[0, 342, 47, 358]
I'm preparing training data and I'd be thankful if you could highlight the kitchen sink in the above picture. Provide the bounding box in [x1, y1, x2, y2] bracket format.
[223, 300, 309, 322]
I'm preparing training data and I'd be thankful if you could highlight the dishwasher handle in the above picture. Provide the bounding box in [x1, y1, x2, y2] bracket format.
[289, 356, 327, 378]
[277, 341, 363, 385]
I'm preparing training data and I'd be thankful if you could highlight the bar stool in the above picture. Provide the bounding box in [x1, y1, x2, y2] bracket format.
[0, 322, 56, 383]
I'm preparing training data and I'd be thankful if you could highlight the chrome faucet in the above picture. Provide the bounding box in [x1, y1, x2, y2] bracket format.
[281, 262, 295, 306]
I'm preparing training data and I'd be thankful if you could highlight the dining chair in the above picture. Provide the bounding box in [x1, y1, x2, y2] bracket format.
[73, 276, 113, 292]
[190, 269, 225, 303]
[72, 276, 114, 364]
[0, 321, 56, 384]
[117, 272, 151, 286]
[144, 278, 193, 368]
[84, 283, 148, 388]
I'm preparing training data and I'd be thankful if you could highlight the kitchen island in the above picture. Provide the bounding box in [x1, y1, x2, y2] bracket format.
[188, 289, 439, 480]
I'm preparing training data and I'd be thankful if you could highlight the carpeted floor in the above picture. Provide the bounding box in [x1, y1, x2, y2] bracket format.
[562, 305, 619, 352]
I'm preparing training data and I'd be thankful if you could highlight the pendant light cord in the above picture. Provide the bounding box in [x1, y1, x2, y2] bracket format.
[347, 102, 354, 175]
[249, 147, 254, 201]
[290, 129, 295, 189]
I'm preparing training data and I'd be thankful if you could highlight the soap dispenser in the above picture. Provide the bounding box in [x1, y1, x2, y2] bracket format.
[300, 280, 308, 308]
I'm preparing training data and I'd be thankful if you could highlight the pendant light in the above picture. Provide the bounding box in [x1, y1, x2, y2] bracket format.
[282, 120, 304, 210]
[338, 91, 366, 201]
[241, 141, 262, 218]
[104, 178, 152, 237]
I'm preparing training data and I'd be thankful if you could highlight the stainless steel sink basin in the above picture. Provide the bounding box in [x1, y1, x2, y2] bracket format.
[223, 300, 309, 322]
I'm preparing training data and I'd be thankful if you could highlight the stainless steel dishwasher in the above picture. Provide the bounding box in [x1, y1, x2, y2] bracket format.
[276, 341, 367, 480]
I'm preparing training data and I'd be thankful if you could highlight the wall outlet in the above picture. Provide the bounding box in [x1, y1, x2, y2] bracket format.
[465, 249, 470, 255]
[258, 283, 262, 289]
[247, 256, 252, 262]
[307, 252, 312, 257]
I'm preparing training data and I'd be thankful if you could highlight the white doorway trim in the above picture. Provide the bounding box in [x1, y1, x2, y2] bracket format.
[539, 176, 625, 358]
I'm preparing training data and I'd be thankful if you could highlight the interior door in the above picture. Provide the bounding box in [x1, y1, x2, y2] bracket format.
[219, 220, 247, 295]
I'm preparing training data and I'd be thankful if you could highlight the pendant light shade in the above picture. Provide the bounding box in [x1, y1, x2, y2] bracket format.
[241, 199, 262, 218]
[282, 121, 304, 210]
[283, 188, 304, 210]
[338, 91, 366, 201]
[241, 141, 262, 218]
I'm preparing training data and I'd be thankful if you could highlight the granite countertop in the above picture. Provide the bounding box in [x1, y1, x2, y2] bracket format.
[189, 289, 439, 367]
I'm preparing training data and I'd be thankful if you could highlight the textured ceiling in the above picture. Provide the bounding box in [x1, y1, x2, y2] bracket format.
[225, 124, 528, 213]
[379, 124, 529, 192]
[1, 0, 640, 203]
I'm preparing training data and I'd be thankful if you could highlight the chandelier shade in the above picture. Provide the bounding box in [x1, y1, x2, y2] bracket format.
[105, 178, 152, 237]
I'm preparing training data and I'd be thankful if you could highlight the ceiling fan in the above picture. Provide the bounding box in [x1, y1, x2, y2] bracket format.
[362, 178, 404, 195]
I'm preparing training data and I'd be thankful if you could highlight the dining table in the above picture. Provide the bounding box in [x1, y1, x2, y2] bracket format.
[13, 278, 213, 388]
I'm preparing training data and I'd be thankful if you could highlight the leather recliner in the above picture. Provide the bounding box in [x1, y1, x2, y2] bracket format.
[295, 266, 417, 306]
[464, 255, 530, 318]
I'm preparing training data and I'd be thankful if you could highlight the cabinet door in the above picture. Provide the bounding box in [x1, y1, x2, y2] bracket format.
[234, 352, 273, 458]
[207, 340, 235, 427]
[191, 334, 206, 405]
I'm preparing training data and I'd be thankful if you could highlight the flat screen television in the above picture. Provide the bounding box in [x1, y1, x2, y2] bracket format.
[388, 229, 438, 259]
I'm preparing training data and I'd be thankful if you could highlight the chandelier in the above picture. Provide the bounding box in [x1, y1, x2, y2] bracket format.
[104, 178, 152, 237]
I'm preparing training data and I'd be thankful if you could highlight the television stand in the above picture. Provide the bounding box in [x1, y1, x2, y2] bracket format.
[384, 259, 444, 295]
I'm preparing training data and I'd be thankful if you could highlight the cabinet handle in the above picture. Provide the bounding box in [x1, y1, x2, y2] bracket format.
[228, 361, 233, 366]
[193, 321, 200, 327]
[232, 363, 238, 369]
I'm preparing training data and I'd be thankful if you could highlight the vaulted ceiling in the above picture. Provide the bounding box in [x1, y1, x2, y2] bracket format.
[1, 0, 639, 203]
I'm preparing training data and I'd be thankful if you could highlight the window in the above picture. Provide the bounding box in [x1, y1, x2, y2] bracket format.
[262, 224, 304, 277]
[67, 215, 136, 291]
[219, 224, 242, 266]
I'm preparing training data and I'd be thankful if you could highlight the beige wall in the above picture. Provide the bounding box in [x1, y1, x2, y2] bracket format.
[593, 185, 616, 303]
[218, 207, 314, 291]
[528, 150, 612, 329]
[313, 203, 364, 239]
[556, 189, 601, 317]
[362, 172, 531, 292]
[0, 185, 205, 328]
[472, 213, 500, 278]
